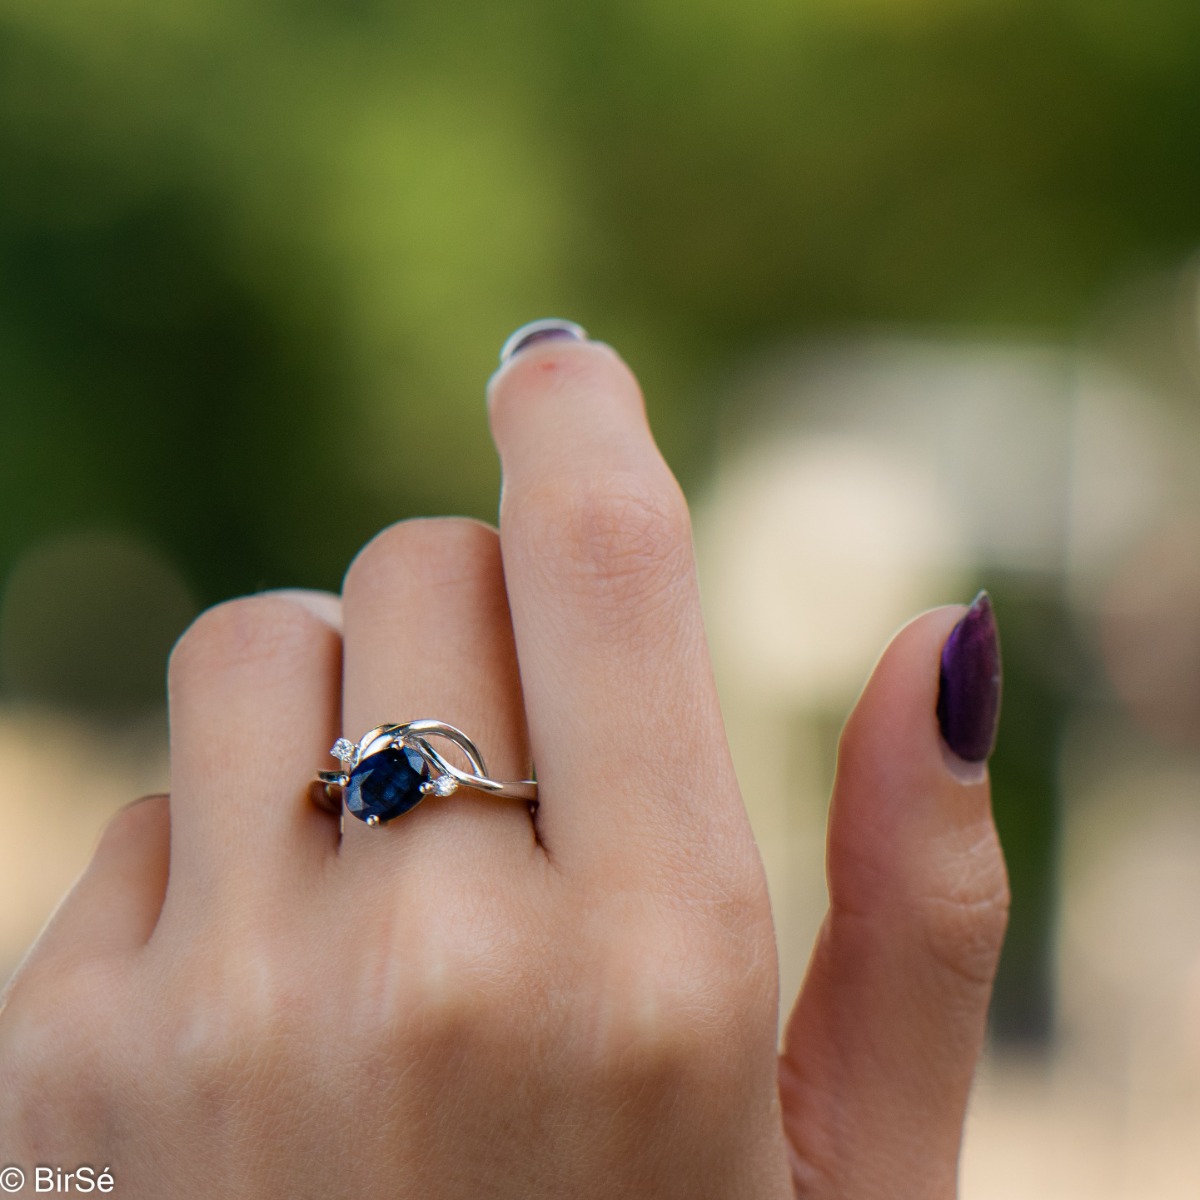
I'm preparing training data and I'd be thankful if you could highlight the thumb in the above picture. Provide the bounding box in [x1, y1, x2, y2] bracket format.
[779, 596, 1008, 1199]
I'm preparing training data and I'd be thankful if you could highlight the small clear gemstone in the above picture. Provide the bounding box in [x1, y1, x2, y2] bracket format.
[331, 738, 356, 764]
[432, 775, 458, 796]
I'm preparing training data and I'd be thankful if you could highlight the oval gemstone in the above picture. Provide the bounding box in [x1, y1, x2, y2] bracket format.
[344, 743, 430, 824]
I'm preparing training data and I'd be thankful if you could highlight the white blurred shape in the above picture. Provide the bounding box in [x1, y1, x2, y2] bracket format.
[703, 434, 966, 705]
[1066, 364, 1178, 592]
[700, 337, 1083, 706]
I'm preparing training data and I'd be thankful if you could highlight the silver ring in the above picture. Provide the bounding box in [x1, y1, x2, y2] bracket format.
[315, 720, 537, 827]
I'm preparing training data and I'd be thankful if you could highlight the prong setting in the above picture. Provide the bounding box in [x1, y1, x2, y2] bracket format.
[319, 720, 537, 827]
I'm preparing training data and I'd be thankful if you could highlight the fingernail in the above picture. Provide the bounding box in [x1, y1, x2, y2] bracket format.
[499, 318, 588, 365]
[936, 591, 1002, 764]
[123, 792, 168, 811]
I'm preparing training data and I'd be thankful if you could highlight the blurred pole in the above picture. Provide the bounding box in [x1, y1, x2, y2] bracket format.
[985, 572, 1078, 1048]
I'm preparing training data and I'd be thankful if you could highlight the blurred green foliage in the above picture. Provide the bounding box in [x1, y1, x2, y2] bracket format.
[3, 0, 1200, 602]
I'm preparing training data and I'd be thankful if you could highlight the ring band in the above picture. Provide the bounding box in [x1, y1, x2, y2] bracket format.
[315, 720, 537, 826]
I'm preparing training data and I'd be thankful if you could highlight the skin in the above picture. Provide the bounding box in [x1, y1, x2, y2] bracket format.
[0, 339, 1009, 1198]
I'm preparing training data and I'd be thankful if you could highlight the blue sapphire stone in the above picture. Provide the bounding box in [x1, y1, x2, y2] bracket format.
[345, 743, 430, 825]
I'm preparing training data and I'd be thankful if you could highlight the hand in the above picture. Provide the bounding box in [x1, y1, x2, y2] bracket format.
[0, 327, 1008, 1199]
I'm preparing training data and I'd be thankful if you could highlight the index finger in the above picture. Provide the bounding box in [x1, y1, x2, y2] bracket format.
[488, 324, 751, 882]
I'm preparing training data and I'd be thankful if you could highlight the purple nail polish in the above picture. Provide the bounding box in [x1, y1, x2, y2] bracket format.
[936, 591, 1002, 763]
[499, 319, 588, 365]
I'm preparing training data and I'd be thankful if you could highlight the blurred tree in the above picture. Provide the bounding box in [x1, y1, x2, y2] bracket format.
[4, 0, 1200, 604]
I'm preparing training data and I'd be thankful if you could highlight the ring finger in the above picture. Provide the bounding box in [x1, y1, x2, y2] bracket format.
[337, 517, 535, 876]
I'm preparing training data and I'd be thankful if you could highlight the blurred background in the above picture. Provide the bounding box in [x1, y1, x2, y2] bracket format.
[3, 0, 1200, 1193]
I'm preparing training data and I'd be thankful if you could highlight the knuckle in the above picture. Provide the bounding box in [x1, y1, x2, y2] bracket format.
[0, 964, 122, 1139]
[169, 594, 325, 685]
[914, 826, 1011, 989]
[604, 1008, 706, 1092]
[590, 925, 765, 1090]
[154, 957, 302, 1103]
[508, 469, 694, 620]
[2, 960, 119, 1051]
[346, 885, 546, 1061]
[343, 517, 500, 606]
[578, 938, 772, 1168]
[640, 825, 773, 936]
[422, 917, 542, 1019]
